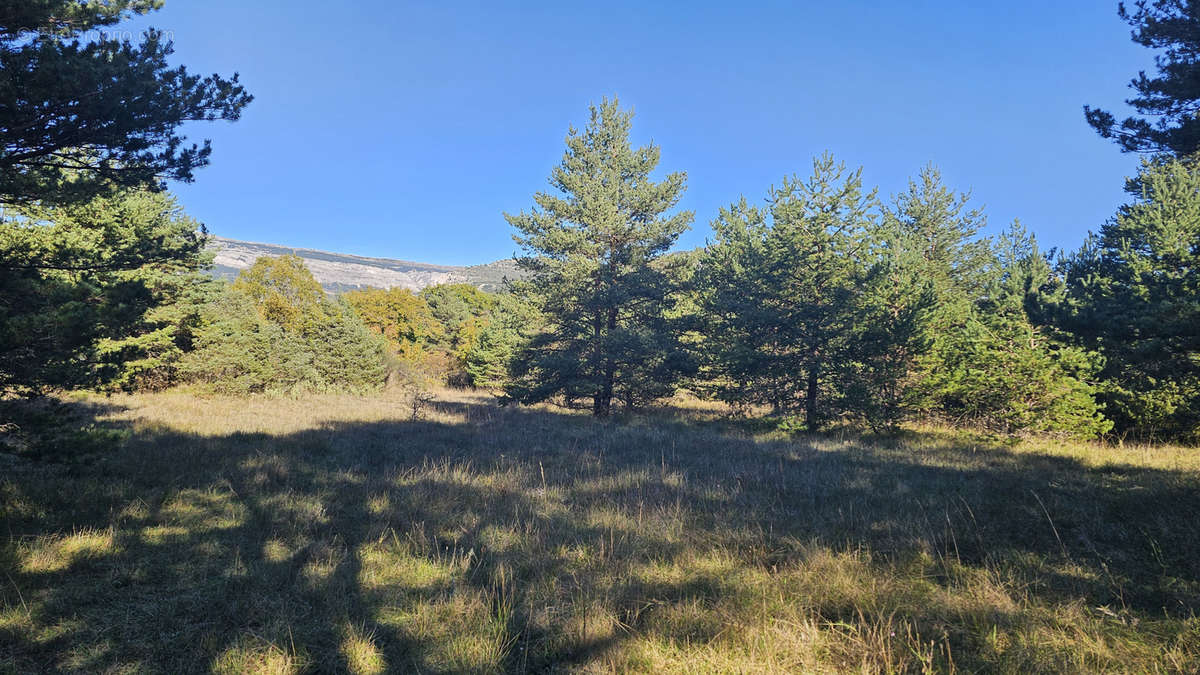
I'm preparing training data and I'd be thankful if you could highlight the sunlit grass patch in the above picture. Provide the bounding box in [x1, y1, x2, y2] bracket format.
[262, 538, 294, 563]
[340, 623, 386, 675]
[375, 591, 512, 672]
[18, 528, 116, 574]
[211, 634, 310, 675]
[159, 488, 245, 531]
[299, 539, 345, 589]
[138, 525, 190, 545]
[1, 388, 1198, 672]
[358, 537, 458, 594]
[0, 605, 32, 643]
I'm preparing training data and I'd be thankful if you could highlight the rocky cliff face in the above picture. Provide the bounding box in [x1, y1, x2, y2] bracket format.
[207, 236, 520, 293]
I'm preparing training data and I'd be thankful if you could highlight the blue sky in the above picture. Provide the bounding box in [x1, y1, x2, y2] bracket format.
[129, 1, 1149, 266]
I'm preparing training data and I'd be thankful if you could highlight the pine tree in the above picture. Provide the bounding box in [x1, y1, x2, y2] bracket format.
[305, 300, 390, 391]
[701, 154, 877, 430]
[1085, 1, 1200, 156]
[0, 1, 249, 396]
[841, 233, 934, 432]
[462, 293, 537, 391]
[935, 223, 1110, 438]
[464, 323, 519, 391]
[0, 189, 208, 395]
[504, 98, 694, 417]
[97, 272, 222, 392]
[1063, 158, 1200, 440]
[0, 0, 251, 206]
[882, 166, 992, 414]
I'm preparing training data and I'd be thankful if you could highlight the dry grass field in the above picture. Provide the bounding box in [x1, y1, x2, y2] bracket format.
[2, 389, 1199, 673]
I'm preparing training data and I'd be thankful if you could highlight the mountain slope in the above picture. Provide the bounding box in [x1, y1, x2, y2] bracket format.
[208, 236, 519, 293]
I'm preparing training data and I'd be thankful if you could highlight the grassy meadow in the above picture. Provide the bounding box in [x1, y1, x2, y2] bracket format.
[1, 389, 1199, 673]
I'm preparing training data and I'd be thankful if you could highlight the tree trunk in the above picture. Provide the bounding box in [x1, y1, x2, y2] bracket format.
[593, 305, 618, 418]
[594, 352, 616, 418]
[593, 393, 610, 417]
[805, 366, 820, 431]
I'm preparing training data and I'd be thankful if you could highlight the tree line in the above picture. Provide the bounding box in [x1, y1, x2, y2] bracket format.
[502, 98, 1195, 441]
[2, 0, 1198, 442]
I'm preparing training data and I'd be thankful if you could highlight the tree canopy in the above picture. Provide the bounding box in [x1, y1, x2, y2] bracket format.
[1062, 158, 1200, 440]
[0, 188, 209, 395]
[0, 0, 252, 206]
[504, 98, 694, 416]
[1085, 1, 1200, 156]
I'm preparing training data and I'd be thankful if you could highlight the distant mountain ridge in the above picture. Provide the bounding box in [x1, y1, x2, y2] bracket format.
[207, 236, 520, 293]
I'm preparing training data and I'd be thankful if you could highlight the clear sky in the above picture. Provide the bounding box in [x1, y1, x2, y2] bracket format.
[126, 1, 1151, 266]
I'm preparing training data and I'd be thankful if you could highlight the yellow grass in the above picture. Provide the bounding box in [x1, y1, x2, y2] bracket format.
[2, 388, 1199, 672]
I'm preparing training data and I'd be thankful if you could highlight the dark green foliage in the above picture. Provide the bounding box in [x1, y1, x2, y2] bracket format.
[0, 0, 252, 206]
[462, 293, 538, 391]
[700, 162, 1109, 438]
[1062, 159, 1200, 441]
[700, 154, 878, 430]
[97, 273, 223, 392]
[305, 301, 392, 391]
[840, 243, 935, 433]
[180, 259, 388, 394]
[921, 223, 1108, 437]
[176, 289, 286, 394]
[0, 189, 208, 395]
[0, 0, 249, 402]
[1085, 1, 1200, 156]
[463, 322, 518, 391]
[504, 98, 694, 416]
[933, 225, 1110, 438]
[870, 172, 1108, 437]
[883, 167, 991, 414]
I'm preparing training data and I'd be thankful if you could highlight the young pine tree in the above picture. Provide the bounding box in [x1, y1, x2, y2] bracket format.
[504, 98, 694, 417]
[700, 154, 877, 430]
[882, 166, 992, 416]
[1063, 159, 1200, 441]
[841, 234, 935, 433]
[933, 223, 1110, 438]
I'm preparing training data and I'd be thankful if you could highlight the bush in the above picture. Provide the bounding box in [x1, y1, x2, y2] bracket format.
[928, 316, 1111, 438]
[178, 259, 389, 394]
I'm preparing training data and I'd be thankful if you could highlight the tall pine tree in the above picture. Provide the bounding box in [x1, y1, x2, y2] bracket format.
[504, 99, 693, 417]
[882, 167, 985, 403]
[1063, 159, 1200, 440]
[1085, 1, 1200, 156]
[0, 0, 251, 206]
[700, 154, 876, 430]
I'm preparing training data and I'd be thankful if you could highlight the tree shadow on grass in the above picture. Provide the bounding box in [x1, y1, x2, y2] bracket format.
[1, 396, 1199, 672]
[0, 396, 132, 462]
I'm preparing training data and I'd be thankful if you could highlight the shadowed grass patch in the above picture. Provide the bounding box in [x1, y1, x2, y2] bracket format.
[1, 388, 1198, 672]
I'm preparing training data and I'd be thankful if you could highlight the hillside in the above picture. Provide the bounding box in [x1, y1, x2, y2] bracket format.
[208, 236, 520, 293]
